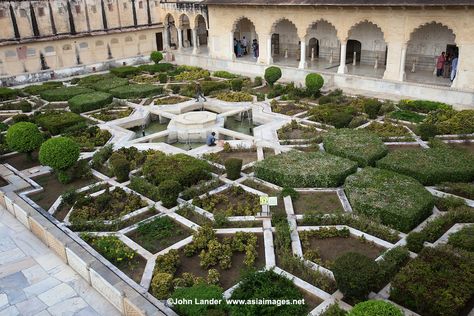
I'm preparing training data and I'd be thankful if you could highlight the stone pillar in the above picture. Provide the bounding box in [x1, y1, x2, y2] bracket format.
[383, 42, 406, 81]
[229, 32, 236, 61]
[163, 24, 170, 50]
[192, 28, 198, 54]
[177, 28, 183, 51]
[338, 41, 347, 74]
[298, 40, 307, 69]
[266, 36, 273, 64]
[452, 43, 474, 90]
[399, 44, 407, 81]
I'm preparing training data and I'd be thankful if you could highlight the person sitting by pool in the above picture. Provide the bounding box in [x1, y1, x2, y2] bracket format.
[207, 132, 217, 146]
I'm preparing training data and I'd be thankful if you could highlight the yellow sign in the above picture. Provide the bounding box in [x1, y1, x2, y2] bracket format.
[260, 196, 269, 205]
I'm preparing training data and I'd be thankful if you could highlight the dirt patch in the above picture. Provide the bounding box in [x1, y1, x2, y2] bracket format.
[29, 174, 97, 211]
[292, 192, 344, 215]
[305, 236, 385, 267]
[175, 234, 265, 290]
[0, 152, 40, 170]
[387, 144, 421, 152]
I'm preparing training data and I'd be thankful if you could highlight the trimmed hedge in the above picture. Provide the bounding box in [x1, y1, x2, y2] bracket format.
[110, 66, 139, 78]
[344, 168, 434, 232]
[323, 129, 388, 167]
[110, 84, 163, 99]
[264, 66, 282, 87]
[6, 122, 43, 154]
[349, 300, 402, 316]
[40, 86, 94, 101]
[0, 87, 19, 101]
[34, 111, 85, 135]
[171, 283, 226, 316]
[254, 150, 358, 188]
[309, 104, 357, 128]
[158, 180, 181, 208]
[423, 109, 474, 135]
[213, 70, 239, 79]
[390, 246, 474, 316]
[39, 137, 80, 171]
[22, 81, 63, 95]
[398, 99, 451, 113]
[91, 77, 129, 92]
[305, 73, 324, 96]
[448, 225, 474, 252]
[376, 147, 474, 185]
[225, 158, 243, 180]
[150, 51, 163, 64]
[137, 63, 174, 74]
[68, 92, 113, 113]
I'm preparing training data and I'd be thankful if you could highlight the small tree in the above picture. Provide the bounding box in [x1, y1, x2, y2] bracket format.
[305, 73, 324, 97]
[158, 180, 182, 208]
[6, 122, 43, 160]
[109, 153, 130, 182]
[332, 252, 380, 301]
[225, 158, 243, 180]
[39, 137, 80, 182]
[150, 51, 163, 64]
[264, 66, 282, 87]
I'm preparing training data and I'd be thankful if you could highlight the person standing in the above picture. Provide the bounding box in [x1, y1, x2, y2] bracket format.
[234, 38, 238, 56]
[242, 36, 248, 55]
[236, 40, 243, 57]
[195, 81, 207, 102]
[443, 53, 451, 78]
[252, 39, 259, 59]
[436, 52, 446, 77]
[451, 55, 458, 82]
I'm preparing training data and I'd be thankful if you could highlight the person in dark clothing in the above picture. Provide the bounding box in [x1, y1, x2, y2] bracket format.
[207, 132, 216, 146]
[195, 81, 207, 102]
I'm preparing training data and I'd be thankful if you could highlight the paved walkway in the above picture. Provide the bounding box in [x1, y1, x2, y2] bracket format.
[0, 207, 120, 316]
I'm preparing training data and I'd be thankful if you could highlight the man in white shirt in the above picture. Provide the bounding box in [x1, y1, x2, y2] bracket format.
[242, 36, 248, 55]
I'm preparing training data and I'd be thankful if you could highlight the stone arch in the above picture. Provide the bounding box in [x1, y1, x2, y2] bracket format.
[305, 19, 341, 61]
[195, 14, 208, 46]
[194, 13, 208, 30]
[233, 17, 259, 58]
[178, 13, 190, 29]
[270, 18, 299, 58]
[347, 20, 387, 65]
[406, 20, 457, 45]
[305, 19, 341, 40]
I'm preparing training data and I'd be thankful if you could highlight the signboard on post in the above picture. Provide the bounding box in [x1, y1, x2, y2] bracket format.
[260, 196, 278, 206]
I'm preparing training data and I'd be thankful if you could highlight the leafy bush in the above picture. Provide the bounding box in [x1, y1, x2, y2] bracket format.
[321, 304, 347, 316]
[171, 283, 226, 316]
[305, 73, 324, 96]
[309, 104, 357, 128]
[91, 77, 129, 92]
[344, 168, 434, 232]
[323, 129, 387, 167]
[215, 91, 253, 102]
[229, 270, 308, 315]
[254, 150, 358, 188]
[423, 109, 474, 135]
[437, 182, 474, 200]
[109, 153, 130, 182]
[34, 111, 85, 135]
[150, 51, 163, 64]
[230, 78, 243, 91]
[254, 76, 263, 86]
[376, 147, 474, 185]
[39, 137, 80, 171]
[81, 234, 136, 267]
[158, 73, 168, 83]
[224, 158, 243, 180]
[388, 110, 425, 123]
[416, 122, 438, 140]
[137, 63, 174, 74]
[150, 272, 174, 299]
[175, 69, 210, 81]
[398, 99, 451, 113]
[91, 144, 113, 170]
[143, 152, 211, 188]
[68, 92, 113, 113]
[333, 252, 380, 301]
[155, 249, 180, 274]
[348, 300, 402, 316]
[158, 180, 181, 208]
[110, 66, 139, 78]
[110, 84, 162, 99]
[264, 66, 282, 87]
[22, 81, 63, 95]
[40, 86, 93, 101]
[362, 98, 382, 119]
[376, 247, 410, 287]
[12, 114, 30, 123]
[129, 176, 160, 201]
[280, 187, 299, 199]
[0, 87, 19, 101]
[364, 122, 412, 141]
[390, 246, 474, 316]
[213, 71, 239, 79]
[448, 225, 474, 251]
[6, 122, 43, 156]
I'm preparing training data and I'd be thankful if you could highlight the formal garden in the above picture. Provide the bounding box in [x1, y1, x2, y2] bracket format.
[0, 51, 473, 316]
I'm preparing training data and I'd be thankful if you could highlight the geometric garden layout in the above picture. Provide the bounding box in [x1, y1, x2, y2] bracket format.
[1, 60, 473, 316]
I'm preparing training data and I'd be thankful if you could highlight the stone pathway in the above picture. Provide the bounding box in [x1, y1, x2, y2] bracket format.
[0, 207, 120, 316]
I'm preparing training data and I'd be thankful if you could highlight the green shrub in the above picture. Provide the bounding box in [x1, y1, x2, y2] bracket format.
[137, 63, 174, 74]
[199, 81, 229, 95]
[110, 84, 162, 99]
[91, 144, 113, 170]
[254, 76, 263, 86]
[68, 92, 113, 113]
[363, 98, 382, 119]
[0, 87, 19, 101]
[143, 152, 211, 188]
[150, 272, 174, 299]
[171, 283, 226, 316]
[398, 99, 451, 113]
[81, 234, 136, 267]
[6, 122, 43, 157]
[158, 73, 168, 83]
[376, 247, 410, 287]
[170, 84, 181, 94]
[34, 111, 85, 135]
[158, 180, 181, 208]
[22, 81, 63, 95]
[12, 114, 30, 123]
[110, 66, 139, 78]
[437, 182, 474, 200]
[280, 187, 299, 199]
[448, 225, 474, 252]
[344, 168, 434, 232]
[229, 270, 308, 315]
[230, 78, 243, 91]
[264, 66, 282, 87]
[109, 153, 130, 182]
[129, 176, 160, 201]
[20, 101, 32, 113]
[417, 122, 438, 140]
[333, 252, 380, 301]
[224, 158, 243, 180]
[388, 110, 425, 123]
[155, 249, 180, 274]
[39, 137, 80, 171]
[254, 150, 358, 188]
[77, 73, 115, 86]
[213, 71, 239, 79]
[150, 51, 163, 64]
[435, 109, 474, 135]
[40, 86, 94, 101]
[215, 91, 253, 102]
[305, 73, 324, 96]
[91, 77, 129, 92]
[348, 300, 402, 316]
[390, 246, 474, 316]
[309, 104, 357, 128]
[376, 147, 474, 185]
[323, 129, 387, 167]
[321, 304, 347, 316]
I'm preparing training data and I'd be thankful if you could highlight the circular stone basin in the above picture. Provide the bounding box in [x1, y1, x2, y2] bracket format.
[173, 111, 217, 129]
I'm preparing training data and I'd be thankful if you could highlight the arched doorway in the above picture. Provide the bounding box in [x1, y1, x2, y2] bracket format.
[405, 22, 457, 87]
[271, 19, 299, 66]
[346, 40, 361, 63]
[165, 14, 178, 49]
[233, 17, 258, 60]
[308, 38, 319, 58]
[305, 20, 340, 71]
[179, 14, 191, 48]
[196, 15, 208, 47]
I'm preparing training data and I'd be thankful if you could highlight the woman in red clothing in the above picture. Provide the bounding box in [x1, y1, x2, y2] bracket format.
[436, 52, 446, 77]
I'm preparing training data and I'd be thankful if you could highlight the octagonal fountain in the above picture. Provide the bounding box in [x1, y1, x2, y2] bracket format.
[168, 110, 224, 142]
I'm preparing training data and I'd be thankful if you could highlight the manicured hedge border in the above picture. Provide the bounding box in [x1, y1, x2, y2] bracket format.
[34, 111, 85, 135]
[68, 92, 113, 113]
[254, 150, 358, 188]
[91, 77, 129, 92]
[323, 128, 388, 167]
[110, 84, 163, 99]
[0, 87, 19, 101]
[40, 86, 94, 102]
[344, 167, 434, 233]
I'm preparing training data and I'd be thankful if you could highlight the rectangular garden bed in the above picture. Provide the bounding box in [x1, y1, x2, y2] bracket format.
[192, 186, 261, 216]
[0, 152, 40, 170]
[292, 191, 344, 215]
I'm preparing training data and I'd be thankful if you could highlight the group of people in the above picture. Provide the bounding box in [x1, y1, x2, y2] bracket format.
[234, 36, 259, 59]
[436, 52, 458, 82]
